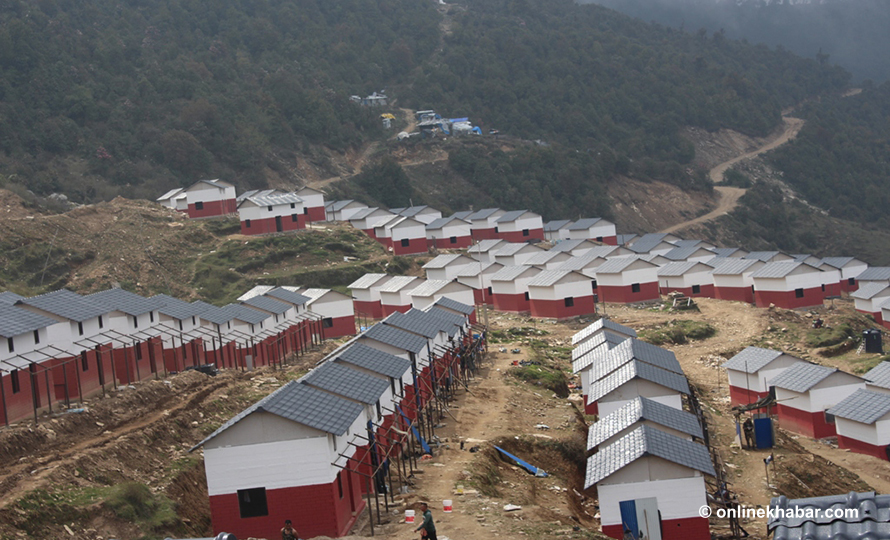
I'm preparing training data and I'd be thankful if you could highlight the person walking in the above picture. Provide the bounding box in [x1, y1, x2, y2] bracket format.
[281, 519, 299, 540]
[414, 502, 437, 540]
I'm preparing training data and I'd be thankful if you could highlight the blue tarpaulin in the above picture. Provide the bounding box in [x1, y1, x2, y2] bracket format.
[494, 446, 548, 477]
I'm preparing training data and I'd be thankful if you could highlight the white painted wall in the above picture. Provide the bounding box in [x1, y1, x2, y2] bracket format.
[598, 379, 683, 417]
[239, 201, 303, 221]
[599, 474, 707, 527]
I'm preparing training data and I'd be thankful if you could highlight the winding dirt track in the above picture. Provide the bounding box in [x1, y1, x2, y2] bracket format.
[660, 116, 804, 234]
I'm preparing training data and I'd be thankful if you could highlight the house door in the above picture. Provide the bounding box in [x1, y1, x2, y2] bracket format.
[275, 215, 283, 232]
[619, 497, 662, 540]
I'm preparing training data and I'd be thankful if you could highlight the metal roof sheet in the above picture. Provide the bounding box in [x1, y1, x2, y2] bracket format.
[423, 306, 468, 331]
[347, 207, 382, 221]
[850, 283, 890, 300]
[432, 296, 475, 315]
[744, 251, 784, 262]
[450, 210, 473, 220]
[423, 254, 473, 269]
[527, 270, 574, 288]
[192, 301, 235, 325]
[658, 261, 706, 277]
[377, 276, 420, 293]
[335, 343, 412, 379]
[615, 234, 638, 245]
[157, 187, 184, 201]
[495, 209, 534, 223]
[151, 294, 211, 320]
[490, 265, 540, 282]
[663, 245, 715, 261]
[264, 287, 310, 306]
[864, 362, 890, 390]
[627, 233, 674, 254]
[827, 389, 890, 425]
[556, 254, 603, 272]
[592, 257, 648, 274]
[710, 258, 762, 275]
[303, 361, 390, 405]
[721, 347, 786, 373]
[383, 311, 441, 339]
[466, 208, 501, 220]
[672, 239, 710, 248]
[397, 205, 435, 218]
[711, 247, 745, 258]
[544, 219, 573, 232]
[858, 267, 890, 282]
[193, 380, 363, 447]
[572, 318, 637, 345]
[362, 324, 428, 354]
[586, 396, 703, 449]
[329, 199, 356, 212]
[244, 192, 303, 208]
[0, 292, 24, 305]
[19, 289, 109, 322]
[588, 360, 690, 403]
[493, 242, 539, 256]
[549, 239, 595, 253]
[751, 261, 820, 279]
[425, 216, 467, 230]
[221, 304, 271, 325]
[455, 261, 500, 278]
[768, 362, 838, 393]
[768, 491, 890, 540]
[523, 251, 566, 266]
[348, 273, 390, 290]
[571, 330, 630, 372]
[0, 304, 58, 338]
[588, 340, 683, 382]
[409, 280, 453, 297]
[87, 288, 165, 317]
[584, 425, 715, 488]
[242, 295, 291, 315]
[468, 239, 506, 253]
[567, 218, 604, 230]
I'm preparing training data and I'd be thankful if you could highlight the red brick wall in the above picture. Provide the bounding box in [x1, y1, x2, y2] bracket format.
[597, 282, 659, 304]
[777, 403, 836, 438]
[240, 214, 306, 235]
[392, 237, 428, 255]
[497, 228, 545, 242]
[837, 434, 889, 460]
[659, 284, 715, 298]
[492, 292, 531, 313]
[529, 295, 596, 320]
[471, 228, 498, 240]
[431, 236, 473, 249]
[306, 206, 326, 222]
[187, 199, 237, 219]
[603, 516, 709, 540]
[714, 286, 755, 304]
[755, 287, 824, 310]
[382, 303, 411, 316]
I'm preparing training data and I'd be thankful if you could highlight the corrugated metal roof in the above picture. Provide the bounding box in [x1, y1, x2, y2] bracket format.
[591, 257, 643, 274]
[0, 304, 58, 338]
[19, 289, 109, 322]
[383, 311, 441, 339]
[451, 210, 473, 220]
[658, 261, 706, 277]
[152, 294, 211, 321]
[467, 208, 501, 220]
[0, 291, 24, 305]
[432, 296, 475, 315]
[335, 343, 412, 379]
[423, 254, 473, 269]
[221, 304, 271, 325]
[157, 187, 184, 201]
[523, 251, 566, 266]
[851, 283, 890, 300]
[544, 219, 573, 232]
[192, 301, 235, 325]
[721, 346, 786, 373]
[348, 273, 390, 290]
[397, 205, 435, 218]
[329, 199, 357, 212]
[549, 239, 595, 253]
[556, 254, 603, 272]
[303, 362, 390, 405]
[571, 330, 629, 372]
[744, 251, 783, 262]
[587, 396, 704, 449]
[827, 389, 890, 425]
[362, 324, 428, 354]
[490, 265, 540, 282]
[193, 380, 364, 448]
[864, 362, 890, 390]
[857, 267, 890, 282]
[588, 339, 683, 382]
[711, 247, 745, 258]
[265, 287, 310, 306]
[242, 295, 291, 315]
[296, 288, 334, 303]
[751, 261, 819, 279]
[377, 276, 420, 293]
[244, 192, 303, 208]
[616, 234, 638, 245]
[527, 270, 574, 288]
[455, 261, 500, 278]
[86, 289, 164, 317]
[589, 360, 690, 403]
[584, 425, 715, 488]
[672, 239, 710, 248]
[628, 233, 674, 254]
[493, 242, 539, 256]
[663, 245, 714, 261]
[567, 218, 604, 230]
[769, 362, 837, 393]
[425, 216, 467, 230]
[467, 239, 505, 253]
[572, 318, 637, 345]
[409, 280, 452, 297]
[347, 207, 381, 221]
[495, 209, 534, 223]
[710, 258, 762, 275]
[768, 491, 890, 540]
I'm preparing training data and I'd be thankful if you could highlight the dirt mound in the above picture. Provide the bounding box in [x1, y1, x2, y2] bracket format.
[774, 433, 872, 499]
[0, 189, 37, 219]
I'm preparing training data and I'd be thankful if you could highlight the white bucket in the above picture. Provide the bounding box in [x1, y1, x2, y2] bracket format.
[405, 509, 415, 524]
[443, 499, 453, 513]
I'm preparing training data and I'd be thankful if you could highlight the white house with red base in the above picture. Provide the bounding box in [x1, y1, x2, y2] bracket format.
[593, 258, 660, 304]
[864, 362, 890, 396]
[157, 188, 188, 212]
[494, 210, 544, 242]
[851, 283, 890, 324]
[586, 396, 704, 453]
[522, 250, 575, 270]
[492, 243, 545, 267]
[856, 268, 890, 288]
[769, 362, 866, 439]
[348, 208, 395, 238]
[238, 193, 306, 235]
[662, 245, 717, 264]
[422, 254, 477, 282]
[295, 186, 326, 222]
[390, 205, 442, 225]
[378, 276, 423, 316]
[348, 274, 394, 319]
[548, 239, 607, 258]
[425, 216, 472, 249]
[572, 318, 637, 348]
[326, 200, 368, 222]
[489, 266, 542, 313]
[627, 233, 681, 256]
[543, 220, 574, 242]
[408, 280, 476, 313]
[384, 217, 428, 256]
[467, 208, 505, 240]
[467, 239, 507, 264]
[819, 257, 868, 293]
[827, 389, 890, 461]
[721, 347, 804, 406]
[192, 381, 367, 540]
[588, 360, 690, 417]
[526, 270, 597, 320]
[586, 426, 714, 540]
[571, 331, 631, 414]
[751, 261, 826, 309]
[183, 179, 237, 219]
[295, 288, 356, 339]
[455, 261, 503, 306]
[566, 218, 617, 245]
[710, 258, 764, 304]
[744, 251, 793, 263]
[658, 261, 716, 298]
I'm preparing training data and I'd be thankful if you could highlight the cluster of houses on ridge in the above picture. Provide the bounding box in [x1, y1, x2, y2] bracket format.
[0, 284, 356, 426]
[189, 297, 481, 540]
[572, 318, 715, 540]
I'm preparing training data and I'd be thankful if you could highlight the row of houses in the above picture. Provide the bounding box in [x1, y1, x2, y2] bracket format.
[723, 347, 890, 460]
[190, 298, 481, 540]
[0, 285, 356, 426]
[572, 319, 715, 540]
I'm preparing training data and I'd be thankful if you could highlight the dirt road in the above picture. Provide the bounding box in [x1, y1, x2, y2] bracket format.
[661, 116, 804, 234]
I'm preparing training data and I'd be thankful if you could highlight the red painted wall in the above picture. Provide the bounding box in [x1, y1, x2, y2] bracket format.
[240, 214, 306, 235]
[381, 303, 411, 316]
[471, 228, 498, 240]
[583, 395, 597, 415]
[714, 286, 755, 304]
[754, 287, 824, 310]
[777, 403, 836, 438]
[728, 385, 769, 408]
[529, 295, 596, 320]
[601, 235, 618, 246]
[492, 293, 530, 313]
[841, 279, 859, 293]
[431, 236, 473, 249]
[598, 282, 660, 304]
[497, 228, 545, 242]
[321, 315, 356, 340]
[353, 300, 384, 319]
[855, 309, 882, 325]
[824, 282, 841, 297]
[187, 199, 237, 219]
[306, 206, 326, 222]
[603, 516, 709, 540]
[392, 237, 427, 256]
[837, 434, 889, 461]
[660, 284, 714, 298]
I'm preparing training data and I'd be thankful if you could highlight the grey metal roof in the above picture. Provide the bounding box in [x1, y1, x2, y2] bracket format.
[348, 273, 390, 290]
[672, 239, 709, 248]
[242, 295, 291, 315]
[347, 206, 381, 221]
[658, 261, 707, 277]
[425, 216, 467, 230]
[362, 324, 428, 354]
[751, 261, 820, 279]
[584, 425, 715, 488]
[157, 187, 184, 201]
[490, 265, 540, 282]
[567, 218, 604, 230]
[377, 276, 420, 293]
[236, 188, 280, 202]
[450, 210, 473, 220]
[244, 192, 303, 208]
[587, 396, 703, 449]
[265, 287, 310, 306]
[397, 205, 435, 218]
[744, 251, 784, 262]
[328, 199, 357, 212]
[721, 347, 786, 373]
[710, 258, 762, 275]
[0, 304, 58, 338]
[571, 330, 630, 373]
[556, 254, 603, 272]
[303, 361, 390, 405]
[193, 381, 364, 448]
[335, 343, 412, 379]
[864, 362, 890, 390]
[589, 360, 690, 403]
[495, 209, 534, 223]
[827, 389, 890, 425]
[592, 257, 645, 274]
[409, 280, 452, 297]
[769, 491, 890, 540]
[588, 339, 683, 382]
[544, 219, 573, 232]
[192, 301, 236, 325]
[769, 362, 839, 393]
[572, 318, 637, 345]
[18, 289, 109, 322]
[850, 283, 890, 300]
[615, 234, 638, 245]
[221, 304, 271, 325]
[383, 311, 442, 339]
[527, 270, 574, 288]
[0, 292, 24, 305]
[423, 254, 472, 269]
[663, 245, 714, 261]
[423, 306, 468, 331]
[467, 239, 505, 253]
[87, 288, 165, 317]
[857, 267, 890, 282]
[151, 294, 211, 320]
[466, 208, 501, 221]
[493, 242, 538, 256]
[455, 261, 500, 278]
[523, 251, 566, 266]
[549, 239, 595, 253]
[628, 233, 674, 254]
[711, 247, 745, 258]
[432, 296, 475, 315]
